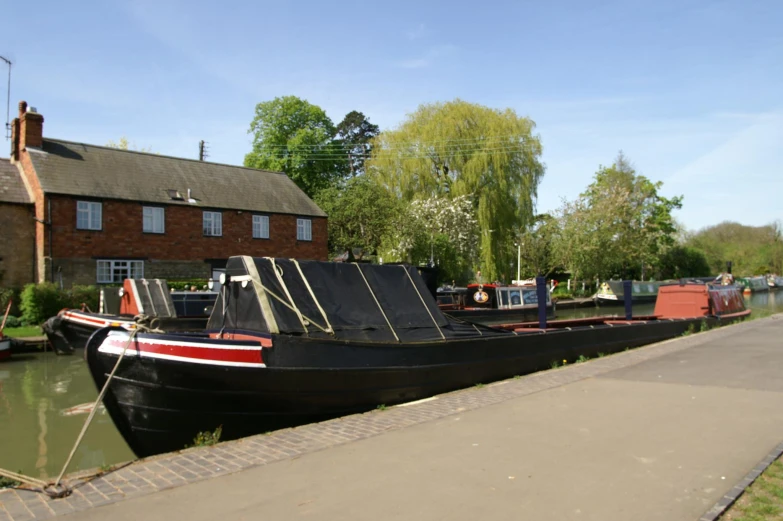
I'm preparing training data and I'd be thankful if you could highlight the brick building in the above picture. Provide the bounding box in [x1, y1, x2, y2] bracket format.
[0, 157, 35, 287]
[7, 101, 328, 287]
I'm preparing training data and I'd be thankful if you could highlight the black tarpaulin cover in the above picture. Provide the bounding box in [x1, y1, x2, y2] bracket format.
[206, 256, 511, 342]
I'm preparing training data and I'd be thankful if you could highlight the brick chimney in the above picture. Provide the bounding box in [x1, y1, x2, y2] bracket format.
[11, 101, 44, 160]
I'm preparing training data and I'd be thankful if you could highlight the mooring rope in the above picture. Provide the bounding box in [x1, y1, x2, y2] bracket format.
[0, 318, 162, 498]
[355, 263, 400, 343]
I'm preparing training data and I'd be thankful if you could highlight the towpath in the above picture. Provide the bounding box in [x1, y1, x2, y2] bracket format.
[2, 314, 782, 521]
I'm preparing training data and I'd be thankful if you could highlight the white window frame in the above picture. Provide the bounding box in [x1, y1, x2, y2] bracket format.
[96, 260, 144, 283]
[76, 201, 102, 230]
[297, 218, 312, 241]
[253, 215, 270, 239]
[203, 211, 222, 237]
[143, 206, 165, 234]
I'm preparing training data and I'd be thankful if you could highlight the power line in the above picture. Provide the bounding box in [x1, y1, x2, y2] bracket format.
[251, 144, 537, 158]
[249, 134, 533, 151]
[0, 56, 10, 141]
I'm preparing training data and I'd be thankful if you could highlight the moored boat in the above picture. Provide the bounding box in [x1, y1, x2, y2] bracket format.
[86, 257, 750, 458]
[594, 280, 672, 306]
[441, 283, 555, 323]
[0, 301, 12, 362]
[736, 276, 770, 294]
[766, 275, 783, 289]
[44, 278, 210, 355]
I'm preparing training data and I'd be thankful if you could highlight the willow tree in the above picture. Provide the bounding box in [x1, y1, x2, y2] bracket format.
[368, 100, 545, 281]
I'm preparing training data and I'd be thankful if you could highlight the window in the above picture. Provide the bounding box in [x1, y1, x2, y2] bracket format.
[296, 218, 312, 241]
[509, 289, 522, 306]
[203, 211, 222, 236]
[96, 260, 144, 283]
[252, 215, 269, 239]
[76, 201, 102, 230]
[143, 206, 165, 234]
[500, 289, 509, 307]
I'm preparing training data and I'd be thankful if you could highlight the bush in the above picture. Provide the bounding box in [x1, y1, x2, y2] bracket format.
[167, 279, 210, 291]
[19, 283, 100, 325]
[2, 315, 21, 328]
[20, 283, 65, 325]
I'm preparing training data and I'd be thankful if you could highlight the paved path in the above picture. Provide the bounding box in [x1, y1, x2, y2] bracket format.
[2, 315, 782, 521]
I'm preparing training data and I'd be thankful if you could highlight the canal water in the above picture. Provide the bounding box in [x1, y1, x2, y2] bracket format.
[1, 292, 781, 479]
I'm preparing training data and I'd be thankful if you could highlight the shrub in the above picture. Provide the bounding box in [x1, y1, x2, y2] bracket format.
[167, 279, 210, 291]
[20, 283, 66, 325]
[19, 283, 100, 325]
[2, 315, 21, 328]
[68, 285, 99, 312]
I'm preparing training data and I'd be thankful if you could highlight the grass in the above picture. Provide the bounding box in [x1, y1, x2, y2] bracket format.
[576, 355, 590, 364]
[722, 457, 783, 521]
[474, 383, 485, 389]
[2, 326, 42, 338]
[376, 404, 388, 411]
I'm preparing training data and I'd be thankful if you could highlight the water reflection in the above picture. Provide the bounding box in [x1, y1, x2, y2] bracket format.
[0, 350, 133, 478]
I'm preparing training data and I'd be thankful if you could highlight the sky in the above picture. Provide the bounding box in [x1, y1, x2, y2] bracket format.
[2, 0, 781, 231]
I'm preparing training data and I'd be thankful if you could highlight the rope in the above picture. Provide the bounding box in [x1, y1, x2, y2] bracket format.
[270, 259, 308, 333]
[291, 259, 334, 335]
[355, 263, 400, 343]
[253, 280, 332, 334]
[402, 266, 446, 341]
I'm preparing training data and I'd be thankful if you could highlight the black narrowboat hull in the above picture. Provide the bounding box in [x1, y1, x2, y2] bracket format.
[444, 304, 555, 324]
[594, 294, 658, 307]
[85, 315, 742, 458]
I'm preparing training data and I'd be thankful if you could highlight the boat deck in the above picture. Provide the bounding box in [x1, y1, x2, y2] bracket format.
[3, 314, 782, 521]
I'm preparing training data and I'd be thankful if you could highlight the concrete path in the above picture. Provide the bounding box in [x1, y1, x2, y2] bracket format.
[49, 315, 783, 521]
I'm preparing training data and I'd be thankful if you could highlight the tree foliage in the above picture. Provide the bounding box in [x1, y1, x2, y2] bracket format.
[555, 153, 682, 280]
[656, 245, 711, 279]
[685, 221, 783, 276]
[517, 213, 561, 278]
[368, 99, 545, 281]
[335, 111, 379, 177]
[244, 96, 346, 197]
[314, 176, 402, 255]
[380, 195, 480, 283]
[106, 137, 154, 153]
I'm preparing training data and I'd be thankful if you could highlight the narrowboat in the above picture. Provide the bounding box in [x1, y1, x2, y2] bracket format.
[736, 276, 770, 294]
[766, 275, 783, 289]
[44, 279, 212, 355]
[85, 257, 749, 458]
[0, 301, 12, 361]
[440, 283, 555, 323]
[594, 280, 672, 306]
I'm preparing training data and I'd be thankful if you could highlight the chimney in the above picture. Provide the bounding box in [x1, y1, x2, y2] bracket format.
[18, 100, 44, 151]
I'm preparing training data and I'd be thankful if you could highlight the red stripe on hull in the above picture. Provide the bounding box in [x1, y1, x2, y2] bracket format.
[106, 338, 263, 364]
[208, 332, 272, 347]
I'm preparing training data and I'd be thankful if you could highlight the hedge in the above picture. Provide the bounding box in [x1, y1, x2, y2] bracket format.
[19, 283, 100, 325]
[166, 279, 211, 291]
[0, 287, 21, 317]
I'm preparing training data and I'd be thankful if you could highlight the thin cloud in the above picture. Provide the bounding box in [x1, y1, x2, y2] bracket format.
[395, 45, 456, 69]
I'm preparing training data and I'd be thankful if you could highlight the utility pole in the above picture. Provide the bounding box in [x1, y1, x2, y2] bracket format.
[198, 140, 209, 161]
[0, 56, 11, 141]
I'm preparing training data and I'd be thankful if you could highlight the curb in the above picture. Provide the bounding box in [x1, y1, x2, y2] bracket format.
[699, 442, 783, 521]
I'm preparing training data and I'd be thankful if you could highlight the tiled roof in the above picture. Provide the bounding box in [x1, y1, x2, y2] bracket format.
[26, 139, 327, 217]
[0, 158, 32, 204]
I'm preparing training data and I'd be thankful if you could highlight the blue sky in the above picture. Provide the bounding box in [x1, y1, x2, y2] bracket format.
[3, 0, 781, 231]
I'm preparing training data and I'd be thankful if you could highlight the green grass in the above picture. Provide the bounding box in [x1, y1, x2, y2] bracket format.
[576, 355, 590, 363]
[376, 404, 388, 411]
[2, 326, 42, 338]
[474, 383, 485, 388]
[0, 475, 21, 489]
[723, 457, 783, 521]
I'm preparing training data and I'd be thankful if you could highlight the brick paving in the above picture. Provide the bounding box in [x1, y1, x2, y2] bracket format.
[0, 315, 776, 520]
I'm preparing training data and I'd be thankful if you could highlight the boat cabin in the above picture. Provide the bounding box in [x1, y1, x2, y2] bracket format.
[464, 284, 551, 310]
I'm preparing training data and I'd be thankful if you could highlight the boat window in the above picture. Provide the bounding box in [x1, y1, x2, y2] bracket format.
[437, 295, 453, 305]
[509, 289, 522, 306]
[522, 289, 538, 305]
[500, 289, 509, 307]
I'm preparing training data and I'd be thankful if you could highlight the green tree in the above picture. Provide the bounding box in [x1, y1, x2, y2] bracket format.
[335, 111, 379, 177]
[368, 99, 545, 281]
[657, 245, 711, 279]
[517, 213, 561, 278]
[555, 152, 682, 281]
[244, 96, 346, 197]
[314, 176, 402, 255]
[686, 220, 783, 276]
[106, 137, 154, 153]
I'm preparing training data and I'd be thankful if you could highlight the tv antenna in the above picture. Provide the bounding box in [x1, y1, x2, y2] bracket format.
[0, 56, 10, 141]
[198, 140, 209, 161]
